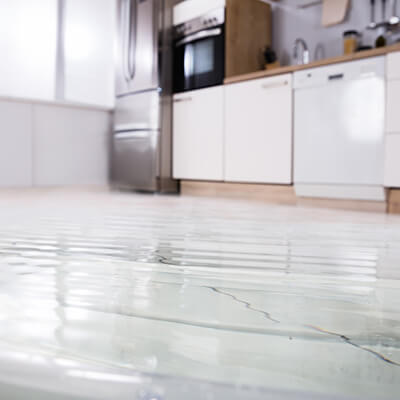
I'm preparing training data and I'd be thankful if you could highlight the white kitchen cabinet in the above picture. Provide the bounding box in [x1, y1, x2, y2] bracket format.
[386, 51, 400, 135]
[386, 80, 400, 133]
[0, 101, 33, 187]
[173, 86, 224, 181]
[224, 74, 292, 184]
[384, 134, 400, 188]
[384, 52, 400, 188]
[386, 51, 400, 80]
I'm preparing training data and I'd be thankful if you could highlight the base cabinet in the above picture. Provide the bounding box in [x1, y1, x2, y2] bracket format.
[386, 79, 400, 134]
[224, 74, 292, 184]
[173, 76, 293, 184]
[173, 86, 224, 181]
[384, 134, 400, 188]
[384, 52, 400, 188]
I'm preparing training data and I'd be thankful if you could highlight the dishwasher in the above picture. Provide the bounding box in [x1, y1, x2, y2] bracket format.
[293, 57, 386, 201]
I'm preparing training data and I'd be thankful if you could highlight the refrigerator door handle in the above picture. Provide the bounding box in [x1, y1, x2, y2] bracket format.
[153, 0, 160, 85]
[122, 0, 131, 82]
[114, 131, 151, 140]
[127, 0, 138, 81]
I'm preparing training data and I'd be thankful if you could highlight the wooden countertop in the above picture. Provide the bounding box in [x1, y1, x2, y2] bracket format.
[224, 43, 400, 85]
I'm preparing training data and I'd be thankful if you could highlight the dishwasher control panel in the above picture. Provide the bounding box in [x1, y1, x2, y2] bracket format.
[293, 56, 385, 89]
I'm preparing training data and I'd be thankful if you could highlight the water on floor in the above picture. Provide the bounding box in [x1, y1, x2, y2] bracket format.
[0, 190, 399, 399]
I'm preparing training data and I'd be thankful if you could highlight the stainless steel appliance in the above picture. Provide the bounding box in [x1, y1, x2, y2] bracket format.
[173, 7, 225, 93]
[112, 0, 177, 192]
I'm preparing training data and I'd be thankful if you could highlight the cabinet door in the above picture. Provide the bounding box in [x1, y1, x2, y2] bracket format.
[384, 134, 400, 188]
[0, 101, 33, 187]
[225, 74, 292, 184]
[386, 80, 400, 134]
[387, 51, 400, 81]
[173, 86, 224, 181]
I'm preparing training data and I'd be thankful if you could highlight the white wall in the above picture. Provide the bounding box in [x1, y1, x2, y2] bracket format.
[32, 104, 111, 186]
[0, 0, 116, 108]
[176, 0, 388, 66]
[0, 99, 111, 188]
[64, 0, 117, 108]
[0, 0, 58, 100]
[0, 101, 33, 187]
[0, 0, 115, 188]
[263, 0, 384, 65]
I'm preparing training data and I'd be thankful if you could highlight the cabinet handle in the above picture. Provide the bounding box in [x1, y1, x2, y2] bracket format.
[173, 97, 193, 103]
[261, 80, 289, 90]
[328, 73, 344, 81]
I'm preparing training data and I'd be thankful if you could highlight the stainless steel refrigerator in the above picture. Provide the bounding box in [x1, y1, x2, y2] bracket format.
[112, 0, 178, 193]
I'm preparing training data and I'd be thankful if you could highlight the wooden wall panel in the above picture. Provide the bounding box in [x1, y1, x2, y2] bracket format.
[225, 0, 271, 78]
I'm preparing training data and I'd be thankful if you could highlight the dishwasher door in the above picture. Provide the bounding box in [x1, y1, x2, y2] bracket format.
[293, 57, 385, 200]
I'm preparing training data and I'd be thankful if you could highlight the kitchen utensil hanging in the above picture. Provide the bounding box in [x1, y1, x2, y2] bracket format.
[322, 0, 350, 27]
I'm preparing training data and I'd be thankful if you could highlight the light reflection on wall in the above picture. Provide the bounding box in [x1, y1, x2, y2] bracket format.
[342, 77, 385, 143]
[0, 0, 57, 99]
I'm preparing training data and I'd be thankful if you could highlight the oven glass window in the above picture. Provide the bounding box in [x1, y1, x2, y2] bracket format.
[174, 28, 224, 93]
[183, 39, 215, 79]
[194, 39, 214, 75]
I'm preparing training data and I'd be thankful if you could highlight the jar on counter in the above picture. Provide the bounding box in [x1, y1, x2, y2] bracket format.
[343, 30, 359, 55]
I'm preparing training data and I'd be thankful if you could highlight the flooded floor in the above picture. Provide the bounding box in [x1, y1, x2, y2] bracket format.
[0, 189, 399, 399]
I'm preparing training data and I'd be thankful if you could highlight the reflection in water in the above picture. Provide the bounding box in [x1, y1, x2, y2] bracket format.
[0, 191, 399, 399]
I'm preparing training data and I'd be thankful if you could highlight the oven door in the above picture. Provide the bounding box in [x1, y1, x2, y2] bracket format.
[173, 26, 225, 93]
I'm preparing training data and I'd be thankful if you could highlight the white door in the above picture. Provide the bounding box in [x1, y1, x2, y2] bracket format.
[173, 86, 224, 181]
[224, 74, 293, 184]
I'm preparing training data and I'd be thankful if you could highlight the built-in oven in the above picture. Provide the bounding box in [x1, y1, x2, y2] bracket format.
[173, 8, 225, 93]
